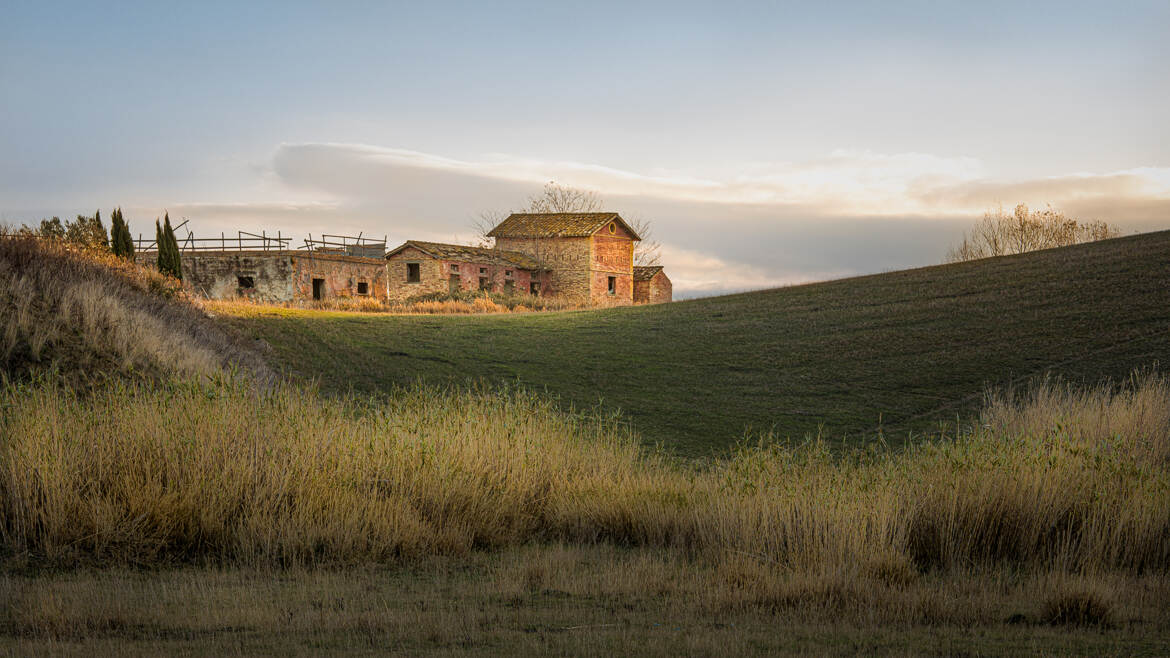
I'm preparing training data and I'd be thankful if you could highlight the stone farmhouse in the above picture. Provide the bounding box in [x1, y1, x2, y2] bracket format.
[486, 212, 649, 306]
[142, 213, 671, 306]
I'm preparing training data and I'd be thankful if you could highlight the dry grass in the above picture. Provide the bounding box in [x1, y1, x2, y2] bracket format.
[2, 372, 1168, 578]
[209, 290, 591, 316]
[0, 235, 269, 386]
[2, 551, 1168, 656]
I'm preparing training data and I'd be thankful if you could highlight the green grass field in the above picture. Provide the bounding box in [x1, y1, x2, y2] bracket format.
[221, 230, 1170, 456]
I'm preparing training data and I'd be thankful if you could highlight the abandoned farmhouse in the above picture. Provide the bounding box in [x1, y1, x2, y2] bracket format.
[141, 213, 671, 306]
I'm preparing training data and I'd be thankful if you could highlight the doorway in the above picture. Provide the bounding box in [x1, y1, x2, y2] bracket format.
[312, 278, 325, 300]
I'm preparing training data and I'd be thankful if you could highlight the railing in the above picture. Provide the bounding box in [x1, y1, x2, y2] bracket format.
[131, 223, 386, 258]
[134, 229, 291, 252]
[301, 233, 387, 258]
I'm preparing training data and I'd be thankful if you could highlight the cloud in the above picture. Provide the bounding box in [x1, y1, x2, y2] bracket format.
[26, 142, 1160, 297]
[254, 142, 1170, 294]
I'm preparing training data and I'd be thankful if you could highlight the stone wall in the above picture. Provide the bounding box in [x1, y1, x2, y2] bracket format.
[137, 251, 297, 302]
[494, 236, 592, 301]
[136, 251, 385, 302]
[386, 247, 549, 302]
[386, 247, 448, 301]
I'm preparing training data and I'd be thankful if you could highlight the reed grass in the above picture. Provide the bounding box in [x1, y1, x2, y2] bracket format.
[2, 374, 1167, 575]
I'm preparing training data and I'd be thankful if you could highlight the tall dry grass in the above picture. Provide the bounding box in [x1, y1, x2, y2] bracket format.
[1, 372, 1167, 575]
[0, 235, 269, 385]
[216, 290, 591, 315]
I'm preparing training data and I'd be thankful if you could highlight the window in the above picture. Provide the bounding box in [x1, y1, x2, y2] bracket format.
[450, 264, 459, 272]
[607, 276, 616, 295]
[237, 275, 254, 289]
[479, 267, 487, 274]
[530, 281, 540, 295]
[312, 278, 325, 300]
[609, 222, 616, 234]
[505, 269, 513, 277]
[406, 263, 420, 282]
[357, 281, 369, 295]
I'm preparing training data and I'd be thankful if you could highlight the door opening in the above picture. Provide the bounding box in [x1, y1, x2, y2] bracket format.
[312, 278, 325, 300]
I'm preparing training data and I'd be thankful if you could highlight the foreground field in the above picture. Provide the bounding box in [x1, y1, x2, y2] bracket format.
[6, 551, 1170, 656]
[219, 230, 1170, 455]
[3, 373, 1170, 655]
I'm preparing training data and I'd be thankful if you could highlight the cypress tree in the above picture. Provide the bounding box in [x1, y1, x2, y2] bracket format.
[118, 208, 135, 259]
[155, 219, 166, 273]
[158, 212, 182, 280]
[95, 210, 109, 250]
[110, 209, 125, 257]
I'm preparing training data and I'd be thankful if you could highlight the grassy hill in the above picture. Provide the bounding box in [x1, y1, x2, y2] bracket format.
[221, 230, 1170, 456]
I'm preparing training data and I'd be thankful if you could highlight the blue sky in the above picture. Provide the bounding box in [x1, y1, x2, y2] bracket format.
[3, 1, 1168, 294]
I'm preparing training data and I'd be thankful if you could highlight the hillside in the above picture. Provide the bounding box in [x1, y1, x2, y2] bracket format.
[0, 235, 269, 386]
[221, 230, 1170, 456]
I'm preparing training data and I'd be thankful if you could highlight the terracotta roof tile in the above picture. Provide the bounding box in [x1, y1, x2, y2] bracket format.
[386, 241, 543, 269]
[633, 265, 665, 281]
[487, 213, 641, 240]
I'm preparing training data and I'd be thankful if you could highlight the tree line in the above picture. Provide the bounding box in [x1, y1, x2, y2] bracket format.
[12, 209, 184, 280]
[947, 204, 1120, 262]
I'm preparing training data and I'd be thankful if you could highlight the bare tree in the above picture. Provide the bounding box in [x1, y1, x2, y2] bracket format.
[473, 181, 660, 265]
[470, 209, 505, 248]
[625, 213, 661, 266]
[524, 181, 603, 213]
[947, 203, 1120, 263]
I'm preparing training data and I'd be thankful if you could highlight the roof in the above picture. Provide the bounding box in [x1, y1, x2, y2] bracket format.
[486, 212, 642, 240]
[633, 265, 665, 281]
[385, 240, 544, 270]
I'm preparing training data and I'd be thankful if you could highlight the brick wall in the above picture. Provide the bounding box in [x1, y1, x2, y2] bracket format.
[293, 253, 387, 301]
[590, 229, 634, 306]
[634, 271, 672, 304]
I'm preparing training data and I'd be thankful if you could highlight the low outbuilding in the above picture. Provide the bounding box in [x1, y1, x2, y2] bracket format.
[384, 240, 551, 302]
[633, 265, 672, 304]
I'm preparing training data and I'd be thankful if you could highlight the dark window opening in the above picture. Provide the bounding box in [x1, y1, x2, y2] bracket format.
[609, 222, 616, 234]
[357, 281, 369, 295]
[406, 263, 420, 282]
[607, 276, 616, 295]
[479, 267, 487, 274]
[312, 278, 325, 300]
[237, 275, 254, 290]
[505, 269, 513, 277]
[530, 281, 540, 295]
[450, 263, 459, 272]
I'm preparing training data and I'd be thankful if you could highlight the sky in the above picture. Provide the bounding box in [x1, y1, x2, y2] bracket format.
[2, 1, 1168, 296]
